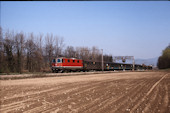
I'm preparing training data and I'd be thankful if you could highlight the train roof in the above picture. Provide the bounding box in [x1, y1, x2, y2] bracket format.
[54, 58, 151, 67]
[55, 57, 82, 60]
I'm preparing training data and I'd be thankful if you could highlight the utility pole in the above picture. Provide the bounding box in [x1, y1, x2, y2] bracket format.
[101, 49, 104, 72]
[132, 56, 135, 71]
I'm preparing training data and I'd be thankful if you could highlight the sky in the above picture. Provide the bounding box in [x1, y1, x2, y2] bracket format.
[1, 1, 170, 59]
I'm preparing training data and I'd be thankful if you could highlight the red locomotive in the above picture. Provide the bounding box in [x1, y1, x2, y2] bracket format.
[51, 57, 83, 72]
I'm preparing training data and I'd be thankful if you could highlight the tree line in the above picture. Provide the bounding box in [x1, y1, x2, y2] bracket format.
[0, 27, 113, 73]
[157, 44, 170, 69]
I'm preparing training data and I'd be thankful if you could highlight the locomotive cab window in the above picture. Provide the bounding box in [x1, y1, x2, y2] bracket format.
[57, 59, 60, 63]
[57, 59, 63, 63]
[52, 59, 56, 63]
[68, 59, 70, 62]
[73, 60, 75, 63]
[77, 60, 79, 63]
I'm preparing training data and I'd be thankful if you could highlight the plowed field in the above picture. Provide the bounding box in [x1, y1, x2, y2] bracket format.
[0, 72, 170, 113]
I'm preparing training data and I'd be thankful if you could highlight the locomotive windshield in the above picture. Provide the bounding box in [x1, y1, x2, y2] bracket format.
[57, 59, 61, 63]
[57, 58, 63, 63]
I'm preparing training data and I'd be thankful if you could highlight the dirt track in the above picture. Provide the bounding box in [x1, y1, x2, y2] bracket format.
[0, 72, 170, 113]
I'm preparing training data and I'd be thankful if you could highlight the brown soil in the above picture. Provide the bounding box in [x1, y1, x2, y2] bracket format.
[0, 72, 170, 113]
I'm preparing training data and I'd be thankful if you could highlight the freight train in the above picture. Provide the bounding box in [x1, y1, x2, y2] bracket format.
[51, 57, 152, 73]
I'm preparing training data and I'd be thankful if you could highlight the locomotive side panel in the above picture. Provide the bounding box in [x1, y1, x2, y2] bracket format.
[62, 58, 83, 69]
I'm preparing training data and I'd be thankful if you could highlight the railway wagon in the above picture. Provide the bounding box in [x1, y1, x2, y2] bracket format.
[83, 60, 107, 71]
[106, 63, 133, 70]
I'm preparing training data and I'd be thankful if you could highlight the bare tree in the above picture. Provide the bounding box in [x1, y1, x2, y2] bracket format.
[0, 27, 115, 73]
[45, 33, 55, 67]
[64, 46, 76, 58]
[3, 30, 15, 73]
[0, 27, 5, 73]
[14, 32, 25, 73]
[54, 36, 64, 57]
[90, 46, 100, 61]
[75, 47, 81, 59]
[25, 33, 38, 72]
[79, 47, 90, 60]
[34, 33, 44, 71]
